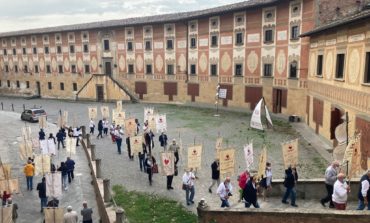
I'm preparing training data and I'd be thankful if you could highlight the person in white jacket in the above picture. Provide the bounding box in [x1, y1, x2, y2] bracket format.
[182, 168, 195, 206]
[332, 173, 350, 210]
[217, 177, 233, 208]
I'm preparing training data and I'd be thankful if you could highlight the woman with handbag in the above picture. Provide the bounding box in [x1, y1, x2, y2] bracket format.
[182, 168, 196, 205]
[145, 155, 156, 186]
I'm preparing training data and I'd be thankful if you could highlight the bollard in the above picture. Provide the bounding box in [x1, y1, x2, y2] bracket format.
[1, 102, 3, 110]
[90, 144, 96, 161]
[86, 134, 91, 148]
[95, 158, 101, 178]
[103, 179, 111, 202]
[81, 126, 86, 138]
[23, 104, 25, 111]
[115, 208, 125, 223]
[11, 104, 14, 111]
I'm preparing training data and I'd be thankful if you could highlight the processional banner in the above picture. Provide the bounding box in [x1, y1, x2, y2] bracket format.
[282, 139, 299, 169]
[187, 145, 202, 169]
[219, 149, 235, 177]
[160, 152, 175, 176]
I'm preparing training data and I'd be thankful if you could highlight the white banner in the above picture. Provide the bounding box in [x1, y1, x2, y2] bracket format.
[101, 106, 110, 118]
[22, 126, 32, 140]
[250, 99, 263, 130]
[155, 114, 167, 133]
[34, 154, 51, 176]
[0, 205, 12, 223]
[44, 208, 64, 223]
[130, 135, 143, 155]
[219, 149, 235, 177]
[187, 145, 202, 169]
[88, 107, 98, 120]
[117, 101, 122, 112]
[144, 107, 154, 122]
[218, 89, 227, 99]
[45, 172, 62, 198]
[282, 139, 299, 169]
[244, 143, 254, 169]
[66, 137, 76, 155]
[161, 152, 175, 176]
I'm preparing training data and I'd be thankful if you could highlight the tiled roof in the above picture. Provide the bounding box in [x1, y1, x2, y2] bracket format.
[301, 8, 370, 37]
[0, 0, 278, 38]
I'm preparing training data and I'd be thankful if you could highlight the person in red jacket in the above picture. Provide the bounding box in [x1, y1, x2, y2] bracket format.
[238, 169, 250, 202]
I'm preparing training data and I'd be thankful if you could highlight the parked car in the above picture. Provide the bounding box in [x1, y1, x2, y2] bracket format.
[21, 108, 47, 122]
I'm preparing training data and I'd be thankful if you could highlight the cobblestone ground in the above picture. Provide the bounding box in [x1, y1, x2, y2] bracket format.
[0, 96, 337, 215]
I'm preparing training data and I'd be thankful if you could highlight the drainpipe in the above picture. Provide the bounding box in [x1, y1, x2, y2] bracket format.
[185, 21, 189, 83]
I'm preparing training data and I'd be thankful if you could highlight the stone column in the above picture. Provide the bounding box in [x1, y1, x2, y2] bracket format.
[115, 208, 125, 223]
[103, 178, 111, 202]
[90, 144, 96, 161]
[86, 134, 91, 148]
[81, 126, 86, 138]
[95, 158, 102, 178]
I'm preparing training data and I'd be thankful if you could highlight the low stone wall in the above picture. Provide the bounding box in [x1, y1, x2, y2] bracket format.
[197, 206, 370, 223]
[269, 179, 360, 201]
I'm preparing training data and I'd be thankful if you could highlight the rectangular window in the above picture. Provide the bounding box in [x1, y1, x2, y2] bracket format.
[146, 64, 152, 74]
[263, 64, 273, 77]
[210, 64, 217, 76]
[7, 80, 10, 87]
[14, 65, 18, 73]
[71, 65, 76, 73]
[291, 26, 299, 40]
[33, 47, 37, 54]
[128, 64, 134, 74]
[127, 42, 133, 51]
[46, 65, 51, 73]
[290, 62, 298, 78]
[48, 82, 52, 90]
[73, 83, 77, 91]
[145, 41, 151, 51]
[235, 33, 243, 45]
[335, 54, 345, 79]
[166, 39, 173, 50]
[58, 65, 63, 74]
[16, 80, 20, 88]
[211, 35, 218, 47]
[13, 48, 16, 55]
[3, 49, 7, 56]
[44, 46, 49, 54]
[70, 45, 75, 54]
[85, 65, 90, 74]
[60, 82, 64, 91]
[190, 37, 197, 48]
[235, 64, 243, 76]
[34, 65, 39, 73]
[57, 46, 62, 54]
[167, 64, 174, 75]
[23, 48, 26, 55]
[317, 55, 323, 76]
[24, 65, 28, 73]
[364, 52, 370, 83]
[264, 29, 273, 43]
[5, 65, 9, 72]
[26, 81, 30, 88]
[190, 64, 196, 75]
[83, 44, 89, 53]
[104, 40, 110, 51]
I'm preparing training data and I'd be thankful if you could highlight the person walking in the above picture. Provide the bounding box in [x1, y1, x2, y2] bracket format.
[332, 173, 350, 210]
[243, 175, 260, 208]
[1, 191, 10, 205]
[58, 162, 68, 191]
[182, 168, 195, 205]
[237, 169, 250, 202]
[114, 125, 123, 154]
[260, 162, 273, 201]
[56, 129, 65, 149]
[36, 177, 48, 212]
[39, 129, 45, 140]
[138, 143, 147, 172]
[80, 201, 93, 223]
[208, 158, 220, 193]
[166, 156, 175, 190]
[168, 139, 180, 165]
[89, 119, 95, 135]
[73, 127, 80, 147]
[159, 131, 168, 150]
[357, 169, 370, 210]
[65, 157, 75, 183]
[103, 119, 109, 136]
[320, 161, 339, 208]
[282, 166, 298, 207]
[126, 136, 133, 160]
[64, 206, 78, 223]
[217, 177, 233, 208]
[145, 155, 156, 185]
[47, 133, 56, 155]
[23, 160, 34, 190]
[97, 120, 103, 139]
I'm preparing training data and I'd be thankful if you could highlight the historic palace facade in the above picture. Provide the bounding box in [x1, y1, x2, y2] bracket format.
[0, 0, 368, 150]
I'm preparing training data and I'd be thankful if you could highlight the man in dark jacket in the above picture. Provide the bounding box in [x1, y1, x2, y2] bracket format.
[243, 175, 260, 208]
[159, 131, 168, 149]
[39, 129, 46, 140]
[126, 136, 133, 160]
[56, 129, 65, 149]
[282, 167, 298, 207]
[357, 169, 370, 210]
[36, 177, 48, 212]
[65, 157, 75, 183]
[208, 158, 220, 193]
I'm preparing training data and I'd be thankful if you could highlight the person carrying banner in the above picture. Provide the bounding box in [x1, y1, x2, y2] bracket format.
[58, 162, 68, 191]
[167, 160, 175, 190]
[66, 157, 76, 183]
[24, 160, 35, 190]
[260, 162, 273, 201]
[36, 177, 47, 212]
[282, 166, 298, 207]
[168, 139, 180, 165]
[73, 127, 81, 147]
[126, 136, 134, 160]
[103, 119, 109, 136]
[217, 177, 233, 208]
[237, 169, 250, 202]
[208, 159, 220, 193]
[114, 125, 124, 154]
[39, 128, 46, 140]
[243, 175, 260, 208]
[332, 173, 350, 210]
[182, 168, 196, 206]
[145, 155, 156, 186]
[139, 143, 147, 172]
[89, 119, 95, 135]
[159, 131, 168, 150]
[97, 120, 103, 139]
[320, 161, 339, 208]
[357, 169, 370, 210]
[56, 129, 65, 149]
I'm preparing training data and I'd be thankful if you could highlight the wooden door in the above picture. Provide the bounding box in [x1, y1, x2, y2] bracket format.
[273, 89, 282, 113]
[36, 81, 41, 96]
[105, 61, 112, 76]
[96, 85, 104, 102]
